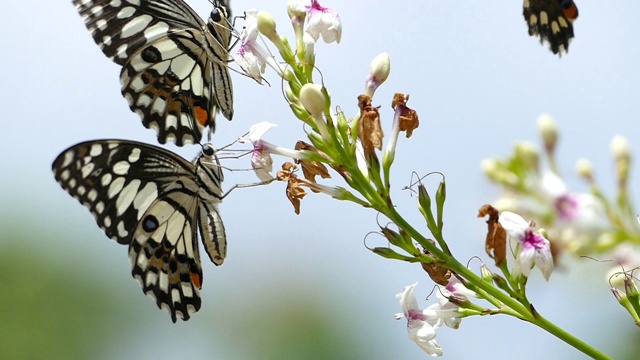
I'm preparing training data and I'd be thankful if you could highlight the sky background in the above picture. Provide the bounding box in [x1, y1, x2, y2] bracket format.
[2, 0, 640, 358]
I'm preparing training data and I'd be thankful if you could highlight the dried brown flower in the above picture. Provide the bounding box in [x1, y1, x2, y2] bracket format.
[294, 141, 331, 192]
[357, 94, 383, 159]
[478, 204, 507, 266]
[277, 162, 307, 214]
[392, 93, 419, 138]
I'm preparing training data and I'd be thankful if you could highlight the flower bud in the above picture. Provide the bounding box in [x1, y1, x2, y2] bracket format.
[611, 135, 631, 161]
[481, 159, 519, 187]
[257, 12, 278, 42]
[515, 141, 540, 171]
[575, 157, 594, 183]
[611, 135, 631, 190]
[480, 158, 498, 177]
[538, 113, 558, 155]
[480, 264, 493, 284]
[365, 52, 390, 96]
[299, 83, 326, 116]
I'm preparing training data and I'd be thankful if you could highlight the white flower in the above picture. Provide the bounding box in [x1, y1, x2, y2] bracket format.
[499, 212, 554, 280]
[234, 10, 278, 83]
[395, 283, 443, 356]
[238, 122, 309, 182]
[238, 122, 276, 181]
[540, 171, 606, 240]
[306, 0, 341, 43]
[425, 277, 474, 330]
[289, 0, 342, 44]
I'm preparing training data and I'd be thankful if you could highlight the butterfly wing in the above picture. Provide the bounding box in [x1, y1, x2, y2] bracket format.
[119, 35, 217, 146]
[52, 140, 209, 321]
[52, 139, 195, 242]
[523, 0, 578, 55]
[129, 188, 204, 322]
[72, 0, 234, 145]
[72, 0, 206, 65]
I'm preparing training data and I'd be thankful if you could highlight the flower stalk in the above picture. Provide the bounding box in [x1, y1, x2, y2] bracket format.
[232, 2, 617, 358]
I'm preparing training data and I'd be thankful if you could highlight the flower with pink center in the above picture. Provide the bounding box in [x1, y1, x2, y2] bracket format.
[234, 10, 277, 83]
[395, 282, 467, 355]
[540, 171, 606, 244]
[499, 211, 554, 280]
[395, 283, 443, 356]
[238, 122, 309, 182]
[288, 0, 342, 43]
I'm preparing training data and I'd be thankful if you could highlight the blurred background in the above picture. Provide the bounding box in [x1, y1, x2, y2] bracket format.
[2, 0, 639, 358]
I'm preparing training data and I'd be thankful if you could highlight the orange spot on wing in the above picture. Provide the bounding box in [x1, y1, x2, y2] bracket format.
[191, 272, 202, 289]
[562, 3, 578, 21]
[194, 106, 209, 126]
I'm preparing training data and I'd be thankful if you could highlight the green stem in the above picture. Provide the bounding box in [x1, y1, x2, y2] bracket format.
[382, 206, 611, 359]
[532, 314, 612, 360]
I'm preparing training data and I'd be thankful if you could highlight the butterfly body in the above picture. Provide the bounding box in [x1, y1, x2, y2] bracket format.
[52, 140, 227, 322]
[523, 0, 578, 55]
[73, 0, 234, 145]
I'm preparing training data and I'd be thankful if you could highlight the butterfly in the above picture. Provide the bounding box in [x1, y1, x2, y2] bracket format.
[72, 0, 235, 145]
[523, 0, 579, 55]
[52, 139, 227, 322]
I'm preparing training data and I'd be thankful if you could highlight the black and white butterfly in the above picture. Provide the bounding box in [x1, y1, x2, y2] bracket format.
[523, 0, 579, 55]
[52, 139, 227, 322]
[72, 0, 234, 145]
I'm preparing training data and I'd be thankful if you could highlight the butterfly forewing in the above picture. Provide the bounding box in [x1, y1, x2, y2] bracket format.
[52, 139, 227, 322]
[72, 0, 234, 146]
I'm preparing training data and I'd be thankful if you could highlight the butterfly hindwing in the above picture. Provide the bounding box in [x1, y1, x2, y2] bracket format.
[120, 35, 214, 146]
[523, 0, 578, 55]
[72, 0, 234, 145]
[52, 139, 226, 322]
[129, 189, 203, 322]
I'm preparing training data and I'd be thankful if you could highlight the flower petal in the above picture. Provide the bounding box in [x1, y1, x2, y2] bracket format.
[514, 246, 535, 278]
[409, 321, 443, 356]
[251, 152, 274, 182]
[305, 1, 342, 43]
[241, 122, 277, 143]
[533, 243, 554, 280]
[396, 282, 420, 315]
[288, 0, 312, 13]
[541, 170, 568, 199]
[498, 211, 529, 240]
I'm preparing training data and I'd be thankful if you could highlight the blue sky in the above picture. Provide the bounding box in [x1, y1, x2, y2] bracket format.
[2, 0, 639, 358]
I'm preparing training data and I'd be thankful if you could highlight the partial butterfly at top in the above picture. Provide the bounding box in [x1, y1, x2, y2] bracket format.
[72, 0, 234, 145]
[523, 0, 578, 55]
[52, 139, 227, 322]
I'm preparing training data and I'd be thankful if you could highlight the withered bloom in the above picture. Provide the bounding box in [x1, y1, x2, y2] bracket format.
[277, 162, 307, 214]
[477, 204, 506, 266]
[294, 141, 331, 192]
[391, 93, 419, 138]
[357, 94, 383, 158]
[421, 241, 451, 286]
